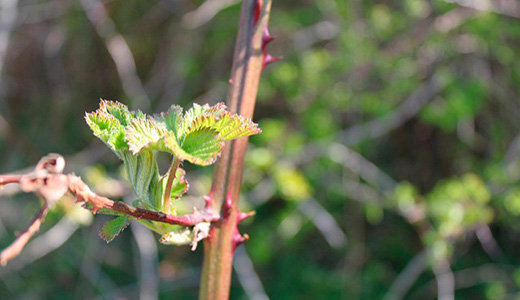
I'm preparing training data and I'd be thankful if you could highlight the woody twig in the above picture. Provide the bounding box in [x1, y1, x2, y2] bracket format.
[0, 154, 218, 266]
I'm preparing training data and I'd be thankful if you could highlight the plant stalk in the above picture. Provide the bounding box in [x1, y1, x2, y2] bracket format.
[163, 156, 181, 213]
[199, 0, 273, 299]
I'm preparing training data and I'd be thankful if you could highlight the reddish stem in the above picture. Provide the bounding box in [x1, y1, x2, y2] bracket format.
[0, 174, 23, 186]
[199, 0, 274, 299]
[163, 156, 181, 213]
[69, 175, 217, 227]
[0, 202, 49, 266]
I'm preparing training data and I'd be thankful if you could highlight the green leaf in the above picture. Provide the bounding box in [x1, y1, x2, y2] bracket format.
[87, 100, 261, 165]
[164, 128, 224, 166]
[126, 116, 167, 154]
[121, 150, 161, 210]
[180, 102, 261, 141]
[212, 111, 262, 141]
[158, 102, 260, 165]
[153, 105, 183, 137]
[178, 103, 224, 138]
[99, 215, 130, 243]
[85, 100, 135, 156]
[104, 100, 141, 126]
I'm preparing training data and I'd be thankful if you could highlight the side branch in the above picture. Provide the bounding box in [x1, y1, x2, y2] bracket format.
[0, 202, 49, 266]
[0, 154, 219, 265]
[0, 174, 23, 186]
[69, 175, 218, 227]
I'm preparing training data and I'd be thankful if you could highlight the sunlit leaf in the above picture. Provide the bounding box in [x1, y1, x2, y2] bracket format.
[164, 129, 224, 166]
[126, 116, 167, 154]
[153, 105, 183, 137]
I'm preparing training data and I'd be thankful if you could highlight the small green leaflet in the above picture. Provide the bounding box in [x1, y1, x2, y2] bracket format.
[99, 215, 130, 243]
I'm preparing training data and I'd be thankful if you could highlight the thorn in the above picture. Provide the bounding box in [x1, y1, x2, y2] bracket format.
[261, 25, 280, 70]
[225, 193, 233, 209]
[238, 210, 256, 223]
[262, 26, 275, 47]
[233, 233, 249, 251]
[229, 78, 233, 86]
[204, 194, 212, 208]
[263, 53, 282, 69]
[232, 227, 250, 252]
[222, 192, 234, 219]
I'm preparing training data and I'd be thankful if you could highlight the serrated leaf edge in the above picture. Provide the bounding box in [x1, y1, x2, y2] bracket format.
[99, 215, 130, 243]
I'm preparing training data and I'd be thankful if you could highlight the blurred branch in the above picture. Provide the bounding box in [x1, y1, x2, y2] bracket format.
[0, 202, 49, 266]
[233, 246, 269, 300]
[130, 217, 159, 300]
[74, 222, 119, 298]
[182, 0, 240, 29]
[0, 0, 18, 76]
[475, 224, 504, 261]
[298, 197, 347, 249]
[341, 76, 442, 146]
[292, 20, 339, 50]
[411, 263, 515, 299]
[383, 249, 428, 300]
[0, 217, 79, 276]
[79, 0, 151, 110]
[329, 143, 397, 192]
[11, 0, 71, 26]
[342, 178, 384, 206]
[432, 259, 455, 300]
[444, 0, 520, 18]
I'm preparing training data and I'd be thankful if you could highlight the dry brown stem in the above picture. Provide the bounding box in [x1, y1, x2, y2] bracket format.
[0, 154, 218, 265]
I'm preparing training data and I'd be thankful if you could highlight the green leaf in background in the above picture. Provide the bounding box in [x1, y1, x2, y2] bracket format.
[426, 173, 492, 239]
[274, 163, 312, 201]
[420, 80, 487, 132]
[99, 215, 130, 243]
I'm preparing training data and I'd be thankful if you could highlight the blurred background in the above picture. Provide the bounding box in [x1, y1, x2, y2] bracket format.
[1, 0, 520, 299]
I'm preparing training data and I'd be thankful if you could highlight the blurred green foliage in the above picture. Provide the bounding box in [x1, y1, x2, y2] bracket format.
[2, 0, 520, 299]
